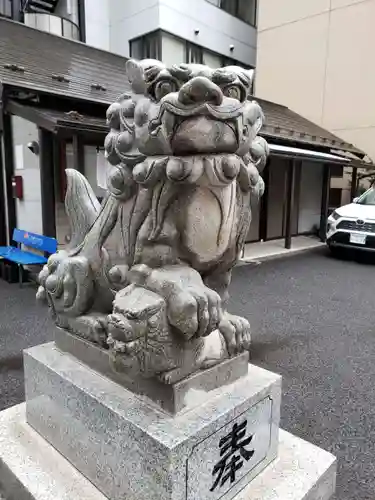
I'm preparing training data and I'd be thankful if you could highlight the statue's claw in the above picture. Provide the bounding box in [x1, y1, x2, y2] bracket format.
[168, 285, 222, 339]
[38, 251, 95, 316]
[128, 264, 223, 340]
[219, 313, 251, 356]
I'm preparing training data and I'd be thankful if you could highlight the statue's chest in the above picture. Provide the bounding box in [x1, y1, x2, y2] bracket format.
[181, 183, 238, 265]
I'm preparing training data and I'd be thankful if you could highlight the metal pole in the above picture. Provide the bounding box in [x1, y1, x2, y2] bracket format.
[39, 128, 56, 238]
[285, 159, 296, 249]
[319, 164, 331, 242]
[350, 167, 358, 201]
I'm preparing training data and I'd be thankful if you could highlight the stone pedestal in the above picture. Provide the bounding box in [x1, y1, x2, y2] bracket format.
[0, 407, 336, 500]
[24, 343, 281, 500]
[0, 341, 337, 500]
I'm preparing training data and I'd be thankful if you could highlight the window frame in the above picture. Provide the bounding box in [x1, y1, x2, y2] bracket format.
[129, 30, 162, 61]
[129, 29, 254, 78]
[0, 0, 13, 19]
[185, 41, 204, 64]
[205, 0, 257, 27]
[330, 165, 344, 178]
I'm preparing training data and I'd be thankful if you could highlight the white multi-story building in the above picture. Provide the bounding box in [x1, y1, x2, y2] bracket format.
[1, 0, 258, 68]
[83, 0, 257, 69]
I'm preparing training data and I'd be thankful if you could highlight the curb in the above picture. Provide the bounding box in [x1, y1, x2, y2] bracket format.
[238, 243, 326, 266]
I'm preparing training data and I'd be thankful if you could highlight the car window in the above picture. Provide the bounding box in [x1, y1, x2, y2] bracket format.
[358, 188, 375, 205]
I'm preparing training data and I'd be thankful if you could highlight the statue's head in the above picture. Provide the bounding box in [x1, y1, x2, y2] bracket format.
[105, 59, 267, 170]
[107, 284, 173, 377]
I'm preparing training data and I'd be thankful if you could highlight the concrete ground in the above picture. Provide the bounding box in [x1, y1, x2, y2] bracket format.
[241, 234, 325, 263]
[0, 248, 374, 499]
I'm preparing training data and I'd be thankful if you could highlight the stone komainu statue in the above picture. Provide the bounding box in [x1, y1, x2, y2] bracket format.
[37, 59, 269, 384]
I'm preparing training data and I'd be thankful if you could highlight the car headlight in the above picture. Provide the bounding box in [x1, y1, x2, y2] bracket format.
[330, 210, 341, 221]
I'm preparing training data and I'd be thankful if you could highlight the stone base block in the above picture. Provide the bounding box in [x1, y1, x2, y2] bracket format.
[54, 328, 250, 414]
[24, 342, 281, 500]
[0, 404, 336, 500]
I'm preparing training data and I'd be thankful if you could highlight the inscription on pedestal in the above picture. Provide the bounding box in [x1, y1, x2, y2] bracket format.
[187, 397, 272, 500]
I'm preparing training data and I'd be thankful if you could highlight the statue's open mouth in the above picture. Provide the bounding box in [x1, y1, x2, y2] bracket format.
[171, 116, 238, 155]
[149, 96, 246, 156]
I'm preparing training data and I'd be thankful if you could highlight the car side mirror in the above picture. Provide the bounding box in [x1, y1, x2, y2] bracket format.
[353, 197, 359, 203]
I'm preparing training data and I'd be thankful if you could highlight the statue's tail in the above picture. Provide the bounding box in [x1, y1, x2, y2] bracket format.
[65, 169, 101, 249]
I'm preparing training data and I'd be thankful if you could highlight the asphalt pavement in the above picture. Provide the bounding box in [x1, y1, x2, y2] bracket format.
[1, 248, 375, 499]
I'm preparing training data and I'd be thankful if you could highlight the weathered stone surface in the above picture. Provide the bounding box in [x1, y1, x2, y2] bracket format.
[36, 59, 269, 387]
[0, 404, 336, 500]
[24, 343, 280, 500]
[55, 328, 249, 414]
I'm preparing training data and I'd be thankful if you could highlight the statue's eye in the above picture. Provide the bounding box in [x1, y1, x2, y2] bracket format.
[154, 80, 177, 100]
[223, 85, 243, 101]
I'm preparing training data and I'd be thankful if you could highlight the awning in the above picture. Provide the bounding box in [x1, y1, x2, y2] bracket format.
[269, 144, 375, 169]
[6, 100, 108, 138]
[269, 144, 350, 164]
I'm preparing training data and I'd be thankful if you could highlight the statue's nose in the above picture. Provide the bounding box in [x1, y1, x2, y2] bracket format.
[178, 76, 223, 106]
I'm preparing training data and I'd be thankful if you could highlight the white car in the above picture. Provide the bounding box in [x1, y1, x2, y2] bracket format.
[326, 187, 375, 255]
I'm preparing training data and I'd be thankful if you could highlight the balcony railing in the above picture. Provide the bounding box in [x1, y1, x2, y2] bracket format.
[24, 12, 80, 41]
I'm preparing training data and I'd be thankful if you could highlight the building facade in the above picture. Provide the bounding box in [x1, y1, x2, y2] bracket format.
[82, 0, 257, 69]
[0, 3, 370, 255]
[256, 0, 375, 207]
[0, 0, 258, 68]
[0, 0, 84, 40]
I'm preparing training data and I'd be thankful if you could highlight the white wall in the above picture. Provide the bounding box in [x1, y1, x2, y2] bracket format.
[84, 146, 107, 199]
[65, 144, 106, 198]
[298, 162, 323, 233]
[109, 0, 160, 58]
[84, 0, 110, 50]
[11, 116, 43, 235]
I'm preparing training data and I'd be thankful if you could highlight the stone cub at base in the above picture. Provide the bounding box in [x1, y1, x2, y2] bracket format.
[107, 284, 228, 384]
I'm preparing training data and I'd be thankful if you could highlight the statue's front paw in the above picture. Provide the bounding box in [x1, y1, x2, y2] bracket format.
[157, 366, 189, 385]
[168, 285, 222, 340]
[219, 313, 251, 356]
[37, 251, 95, 317]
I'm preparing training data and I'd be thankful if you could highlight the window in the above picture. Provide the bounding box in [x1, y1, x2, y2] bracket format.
[221, 55, 252, 70]
[162, 33, 185, 67]
[357, 187, 375, 206]
[208, 0, 257, 26]
[0, 0, 12, 18]
[330, 165, 344, 178]
[186, 42, 203, 64]
[203, 50, 222, 69]
[130, 31, 161, 61]
[329, 188, 342, 208]
[131, 30, 254, 75]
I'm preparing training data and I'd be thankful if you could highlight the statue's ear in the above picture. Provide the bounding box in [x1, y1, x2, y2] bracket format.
[126, 59, 147, 94]
[247, 69, 255, 93]
[251, 101, 264, 135]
